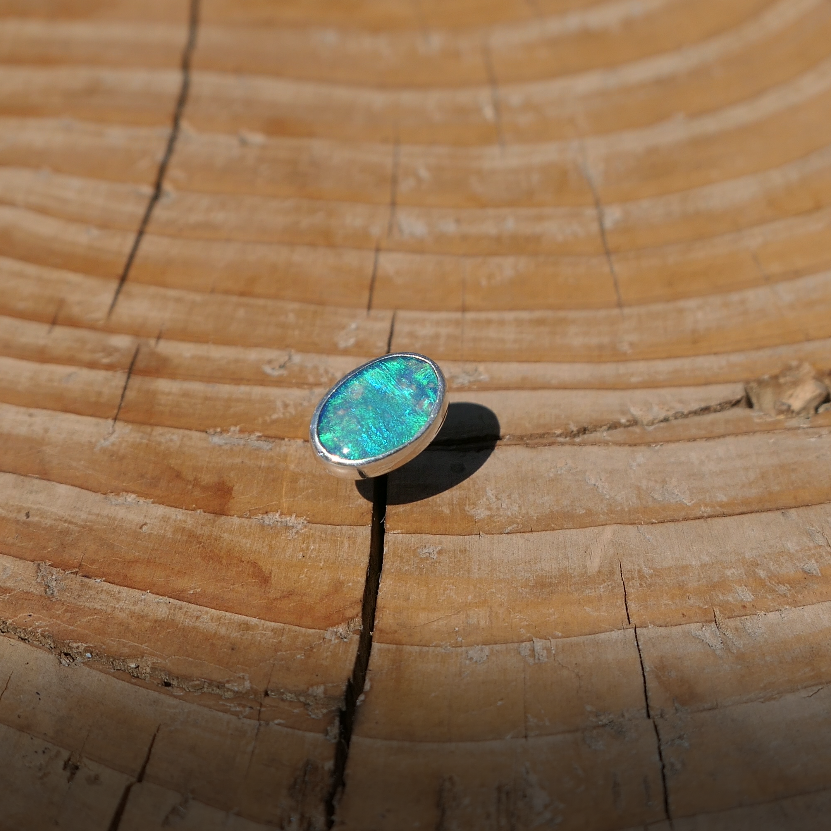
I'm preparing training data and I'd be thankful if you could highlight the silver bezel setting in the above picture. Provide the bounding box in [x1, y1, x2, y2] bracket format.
[309, 352, 448, 479]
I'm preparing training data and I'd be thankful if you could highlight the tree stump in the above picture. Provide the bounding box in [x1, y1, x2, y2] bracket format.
[2, 0, 831, 828]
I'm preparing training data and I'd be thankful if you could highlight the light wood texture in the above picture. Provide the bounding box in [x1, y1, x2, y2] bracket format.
[2, 0, 831, 829]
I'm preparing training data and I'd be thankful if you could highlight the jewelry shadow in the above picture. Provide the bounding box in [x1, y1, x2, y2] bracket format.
[355, 402, 500, 505]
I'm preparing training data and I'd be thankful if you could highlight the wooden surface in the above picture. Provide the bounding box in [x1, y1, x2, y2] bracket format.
[1, 0, 831, 828]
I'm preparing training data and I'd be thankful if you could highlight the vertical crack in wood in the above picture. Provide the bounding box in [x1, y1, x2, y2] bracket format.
[632, 626, 651, 720]
[0, 672, 12, 703]
[367, 245, 380, 313]
[580, 155, 623, 310]
[107, 726, 160, 831]
[619, 561, 632, 626]
[107, 0, 200, 318]
[325, 474, 388, 827]
[48, 300, 63, 334]
[386, 311, 397, 355]
[243, 721, 263, 783]
[651, 718, 673, 828]
[623, 562, 673, 827]
[112, 345, 140, 427]
[634, 626, 673, 825]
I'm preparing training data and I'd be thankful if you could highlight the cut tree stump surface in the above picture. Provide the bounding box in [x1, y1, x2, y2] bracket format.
[1, 0, 831, 829]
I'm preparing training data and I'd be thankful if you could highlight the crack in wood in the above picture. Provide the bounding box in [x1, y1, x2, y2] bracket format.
[580, 151, 623, 311]
[367, 245, 380, 312]
[431, 395, 748, 450]
[107, 726, 159, 831]
[0, 672, 12, 704]
[112, 345, 140, 427]
[386, 311, 397, 354]
[619, 561, 632, 626]
[0, 614, 295, 711]
[47, 300, 63, 335]
[107, 0, 200, 318]
[325, 474, 388, 827]
[651, 718, 674, 829]
[624, 555, 674, 828]
[407, 495, 831, 538]
[634, 624, 674, 825]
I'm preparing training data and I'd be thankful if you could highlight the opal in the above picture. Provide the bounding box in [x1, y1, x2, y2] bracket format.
[315, 354, 442, 464]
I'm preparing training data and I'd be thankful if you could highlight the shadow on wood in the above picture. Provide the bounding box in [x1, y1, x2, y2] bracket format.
[356, 402, 500, 504]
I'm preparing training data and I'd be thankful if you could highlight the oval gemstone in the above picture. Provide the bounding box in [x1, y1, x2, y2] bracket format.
[316, 354, 442, 463]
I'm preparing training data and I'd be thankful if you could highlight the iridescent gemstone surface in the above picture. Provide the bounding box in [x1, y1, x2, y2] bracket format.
[311, 353, 446, 477]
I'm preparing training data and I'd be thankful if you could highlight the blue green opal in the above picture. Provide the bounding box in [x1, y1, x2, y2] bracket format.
[317, 355, 441, 461]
